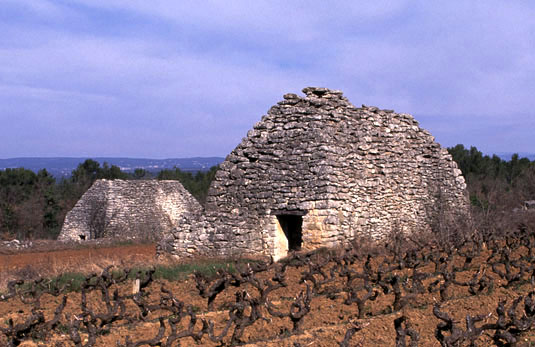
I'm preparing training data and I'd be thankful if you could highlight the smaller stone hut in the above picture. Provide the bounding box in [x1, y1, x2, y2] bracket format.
[58, 180, 201, 242]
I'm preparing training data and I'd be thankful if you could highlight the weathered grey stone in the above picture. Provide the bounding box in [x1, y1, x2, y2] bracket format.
[60, 87, 469, 261]
[58, 180, 201, 242]
[167, 87, 469, 260]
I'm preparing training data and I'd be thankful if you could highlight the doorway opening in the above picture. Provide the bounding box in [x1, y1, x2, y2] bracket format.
[276, 214, 303, 251]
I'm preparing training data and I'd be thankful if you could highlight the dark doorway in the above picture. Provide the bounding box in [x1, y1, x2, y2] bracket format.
[276, 215, 303, 251]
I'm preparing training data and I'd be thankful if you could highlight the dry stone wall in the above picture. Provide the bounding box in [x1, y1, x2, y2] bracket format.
[167, 87, 468, 260]
[58, 180, 201, 242]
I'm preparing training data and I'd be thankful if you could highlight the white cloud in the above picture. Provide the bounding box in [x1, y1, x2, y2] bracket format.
[1, 1, 534, 156]
[4, 0, 69, 18]
[0, 83, 115, 103]
[326, 1, 535, 118]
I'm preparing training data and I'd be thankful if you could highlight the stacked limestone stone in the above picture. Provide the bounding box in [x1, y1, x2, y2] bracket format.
[58, 180, 201, 242]
[169, 87, 468, 260]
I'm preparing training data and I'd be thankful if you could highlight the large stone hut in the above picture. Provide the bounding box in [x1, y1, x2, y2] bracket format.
[58, 180, 201, 242]
[170, 87, 468, 260]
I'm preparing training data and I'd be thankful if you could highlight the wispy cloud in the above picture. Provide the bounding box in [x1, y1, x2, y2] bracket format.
[0, 84, 116, 103]
[0, 1, 533, 157]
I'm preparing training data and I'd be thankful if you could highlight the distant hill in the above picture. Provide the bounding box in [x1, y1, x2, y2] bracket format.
[0, 157, 225, 178]
[495, 153, 535, 161]
[2, 152, 532, 178]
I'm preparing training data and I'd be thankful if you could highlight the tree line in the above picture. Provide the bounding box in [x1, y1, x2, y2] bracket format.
[447, 144, 535, 209]
[0, 146, 534, 241]
[447, 144, 535, 238]
[0, 159, 217, 240]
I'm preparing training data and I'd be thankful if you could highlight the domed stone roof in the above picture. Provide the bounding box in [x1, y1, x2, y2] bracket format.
[182, 87, 468, 260]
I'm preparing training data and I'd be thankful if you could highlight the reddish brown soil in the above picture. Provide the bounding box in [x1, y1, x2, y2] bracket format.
[0, 244, 156, 272]
[1, 243, 535, 346]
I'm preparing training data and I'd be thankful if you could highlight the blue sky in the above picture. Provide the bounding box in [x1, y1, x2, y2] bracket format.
[1, 1, 534, 158]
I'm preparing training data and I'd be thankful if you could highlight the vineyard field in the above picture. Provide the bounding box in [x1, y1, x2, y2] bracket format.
[2, 232, 535, 346]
